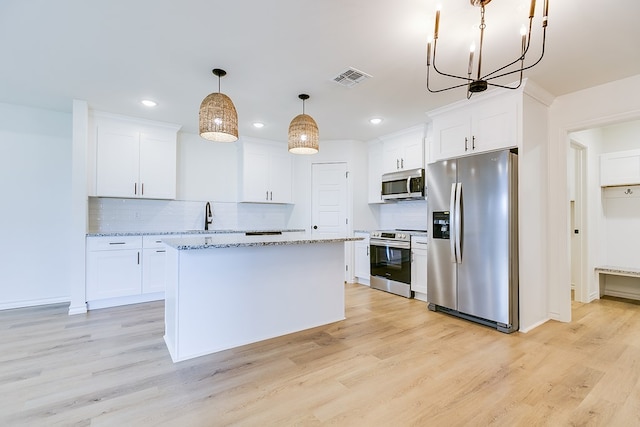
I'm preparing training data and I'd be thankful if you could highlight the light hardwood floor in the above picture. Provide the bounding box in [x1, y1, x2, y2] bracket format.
[1, 283, 640, 426]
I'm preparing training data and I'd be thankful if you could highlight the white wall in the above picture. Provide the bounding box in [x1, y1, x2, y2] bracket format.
[548, 74, 640, 321]
[0, 103, 73, 309]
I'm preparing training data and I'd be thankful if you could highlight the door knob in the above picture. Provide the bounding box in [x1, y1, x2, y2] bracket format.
[313, 225, 318, 229]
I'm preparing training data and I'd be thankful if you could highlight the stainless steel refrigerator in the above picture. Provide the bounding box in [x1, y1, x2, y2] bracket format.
[427, 149, 518, 333]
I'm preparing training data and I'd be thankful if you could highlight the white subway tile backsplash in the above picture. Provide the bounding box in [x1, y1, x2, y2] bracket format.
[379, 200, 428, 230]
[88, 198, 290, 233]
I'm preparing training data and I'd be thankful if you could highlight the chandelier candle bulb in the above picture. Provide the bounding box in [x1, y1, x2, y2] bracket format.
[544, 0, 549, 17]
[529, 0, 536, 18]
[468, 43, 475, 75]
[434, 5, 441, 39]
[427, 40, 432, 66]
[520, 25, 527, 54]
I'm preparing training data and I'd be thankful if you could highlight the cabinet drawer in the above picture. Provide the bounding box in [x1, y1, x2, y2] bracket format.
[87, 236, 142, 251]
[143, 235, 169, 249]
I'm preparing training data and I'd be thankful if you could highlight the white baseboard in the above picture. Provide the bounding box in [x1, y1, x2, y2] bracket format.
[603, 289, 640, 300]
[519, 317, 550, 333]
[355, 277, 370, 286]
[87, 292, 164, 310]
[0, 296, 70, 311]
[413, 291, 427, 302]
[68, 303, 88, 315]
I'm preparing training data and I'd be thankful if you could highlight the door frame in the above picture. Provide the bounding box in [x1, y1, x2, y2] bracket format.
[569, 141, 588, 302]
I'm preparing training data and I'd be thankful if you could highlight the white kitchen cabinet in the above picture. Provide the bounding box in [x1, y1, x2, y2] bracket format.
[411, 235, 428, 301]
[86, 234, 167, 307]
[367, 141, 384, 204]
[600, 149, 640, 187]
[142, 235, 168, 293]
[381, 126, 425, 173]
[430, 92, 518, 162]
[91, 112, 181, 199]
[354, 232, 370, 284]
[238, 138, 293, 203]
[86, 236, 142, 301]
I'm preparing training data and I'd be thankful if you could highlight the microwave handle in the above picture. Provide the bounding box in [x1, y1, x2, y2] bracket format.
[406, 177, 411, 194]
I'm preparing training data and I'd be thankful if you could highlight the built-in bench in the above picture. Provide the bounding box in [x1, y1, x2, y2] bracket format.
[595, 266, 640, 298]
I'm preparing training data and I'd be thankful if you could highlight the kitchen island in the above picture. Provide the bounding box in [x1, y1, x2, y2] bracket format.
[162, 233, 362, 362]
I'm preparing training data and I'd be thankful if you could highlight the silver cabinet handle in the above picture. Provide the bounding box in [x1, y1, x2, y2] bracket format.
[266, 191, 269, 200]
[464, 137, 468, 151]
[472, 136, 476, 150]
[134, 182, 137, 195]
[109, 242, 126, 245]
[401, 158, 404, 169]
[141, 183, 144, 195]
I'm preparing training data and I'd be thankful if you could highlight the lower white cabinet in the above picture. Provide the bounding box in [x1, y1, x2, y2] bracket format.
[411, 235, 428, 300]
[142, 235, 168, 294]
[86, 235, 167, 307]
[354, 232, 370, 284]
[86, 236, 142, 300]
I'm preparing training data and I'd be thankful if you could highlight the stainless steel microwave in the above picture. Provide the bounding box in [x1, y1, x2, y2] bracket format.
[381, 168, 425, 201]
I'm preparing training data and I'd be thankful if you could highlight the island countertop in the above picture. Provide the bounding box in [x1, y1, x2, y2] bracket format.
[163, 233, 363, 250]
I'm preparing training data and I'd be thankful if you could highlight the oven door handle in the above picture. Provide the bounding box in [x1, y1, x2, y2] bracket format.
[370, 241, 411, 250]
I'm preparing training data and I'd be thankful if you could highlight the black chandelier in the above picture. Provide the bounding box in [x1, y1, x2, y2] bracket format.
[426, 0, 549, 98]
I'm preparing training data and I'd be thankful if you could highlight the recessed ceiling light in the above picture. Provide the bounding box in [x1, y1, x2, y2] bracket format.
[141, 99, 157, 107]
[369, 117, 383, 125]
[252, 122, 265, 128]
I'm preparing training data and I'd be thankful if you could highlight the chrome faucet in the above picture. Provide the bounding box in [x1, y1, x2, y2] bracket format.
[204, 202, 213, 230]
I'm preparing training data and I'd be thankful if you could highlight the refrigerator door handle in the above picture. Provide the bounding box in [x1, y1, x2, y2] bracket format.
[449, 182, 457, 263]
[454, 182, 462, 264]
[406, 177, 411, 195]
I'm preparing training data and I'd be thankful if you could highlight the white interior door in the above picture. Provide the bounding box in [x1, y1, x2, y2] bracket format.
[311, 163, 348, 237]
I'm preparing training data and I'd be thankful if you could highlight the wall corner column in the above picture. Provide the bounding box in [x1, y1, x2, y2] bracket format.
[69, 100, 88, 315]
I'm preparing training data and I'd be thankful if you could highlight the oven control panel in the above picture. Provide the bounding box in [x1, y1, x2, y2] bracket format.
[370, 231, 410, 242]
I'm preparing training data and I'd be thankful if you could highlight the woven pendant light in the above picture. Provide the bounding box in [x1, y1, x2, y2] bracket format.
[199, 68, 238, 142]
[288, 94, 319, 154]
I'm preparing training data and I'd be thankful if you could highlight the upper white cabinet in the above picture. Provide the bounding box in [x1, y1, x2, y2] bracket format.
[429, 91, 519, 162]
[90, 112, 181, 199]
[238, 138, 293, 204]
[380, 125, 425, 173]
[600, 149, 640, 187]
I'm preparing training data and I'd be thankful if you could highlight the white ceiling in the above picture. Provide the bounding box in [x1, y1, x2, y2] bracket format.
[1, 0, 639, 142]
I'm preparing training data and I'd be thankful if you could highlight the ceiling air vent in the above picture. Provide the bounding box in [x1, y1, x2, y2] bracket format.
[332, 67, 372, 88]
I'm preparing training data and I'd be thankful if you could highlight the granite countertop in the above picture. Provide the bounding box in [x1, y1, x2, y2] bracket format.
[354, 229, 428, 237]
[163, 233, 363, 250]
[86, 229, 306, 237]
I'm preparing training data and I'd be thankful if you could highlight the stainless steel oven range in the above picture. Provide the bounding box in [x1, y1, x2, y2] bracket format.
[369, 230, 413, 298]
